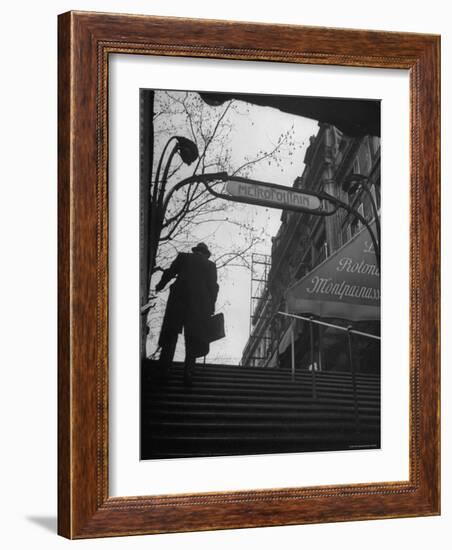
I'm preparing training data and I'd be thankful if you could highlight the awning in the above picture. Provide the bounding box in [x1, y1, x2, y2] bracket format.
[285, 222, 380, 322]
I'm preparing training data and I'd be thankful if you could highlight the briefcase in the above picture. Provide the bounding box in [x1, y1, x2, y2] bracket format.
[206, 313, 225, 343]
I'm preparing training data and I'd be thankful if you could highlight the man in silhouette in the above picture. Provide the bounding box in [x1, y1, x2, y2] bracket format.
[155, 242, 219, 385]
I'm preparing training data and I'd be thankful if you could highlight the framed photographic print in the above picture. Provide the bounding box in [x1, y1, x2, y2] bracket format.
[58, 11, 440, 538]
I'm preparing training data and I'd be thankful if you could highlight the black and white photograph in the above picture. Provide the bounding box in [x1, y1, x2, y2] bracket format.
[140, 88, 381, 460]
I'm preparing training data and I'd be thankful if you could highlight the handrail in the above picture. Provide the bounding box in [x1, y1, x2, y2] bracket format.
[278, 311, 380, 341]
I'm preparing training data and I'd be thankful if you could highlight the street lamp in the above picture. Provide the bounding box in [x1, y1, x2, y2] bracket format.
[342, 172, 380, 252]
[152, 136, 199, 208]
[147, 136, 200, 292]
[323, 184, 380, 272]
[175, 136, 199, 165]
[292, 175, 381, 271]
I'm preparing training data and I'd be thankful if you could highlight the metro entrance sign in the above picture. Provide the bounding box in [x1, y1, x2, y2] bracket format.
[225, 179, 322, 213]
[156, 171, 379, 273]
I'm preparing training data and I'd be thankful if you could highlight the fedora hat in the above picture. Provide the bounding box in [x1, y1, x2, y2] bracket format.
[192, 242, 211, 258]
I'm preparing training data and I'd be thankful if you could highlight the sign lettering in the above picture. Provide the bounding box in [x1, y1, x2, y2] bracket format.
[225, 180, 321, 212]
[286, 221, 380, 321]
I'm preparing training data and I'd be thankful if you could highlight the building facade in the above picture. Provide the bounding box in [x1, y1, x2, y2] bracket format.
[241, 123, 381, 373]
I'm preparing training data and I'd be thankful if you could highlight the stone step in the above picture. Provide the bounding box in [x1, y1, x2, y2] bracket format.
[144, 386, 380, 404]
[145, 374, 379, 392]
[144, 392, 379, 411]
[144, 420, 379, 436]
[143, 409, 379, 423]
[144, 362, 380, 383]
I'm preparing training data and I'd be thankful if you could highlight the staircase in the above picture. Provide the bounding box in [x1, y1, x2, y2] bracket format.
[141, 361, 380, 459]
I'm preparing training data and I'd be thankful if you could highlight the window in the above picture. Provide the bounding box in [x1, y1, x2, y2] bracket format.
[312, 226, 328, 266]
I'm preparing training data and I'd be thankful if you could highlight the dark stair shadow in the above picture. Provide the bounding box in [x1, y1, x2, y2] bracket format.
[141, 360, 380, 460]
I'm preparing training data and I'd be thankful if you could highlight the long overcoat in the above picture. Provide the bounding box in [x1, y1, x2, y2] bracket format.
[158, 252, 218, 358]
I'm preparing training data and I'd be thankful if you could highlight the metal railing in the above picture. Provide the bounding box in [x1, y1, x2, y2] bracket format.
[278, 311, 380, 431]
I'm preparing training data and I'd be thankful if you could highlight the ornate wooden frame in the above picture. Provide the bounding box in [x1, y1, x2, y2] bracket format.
[58, 11, 440, 538]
